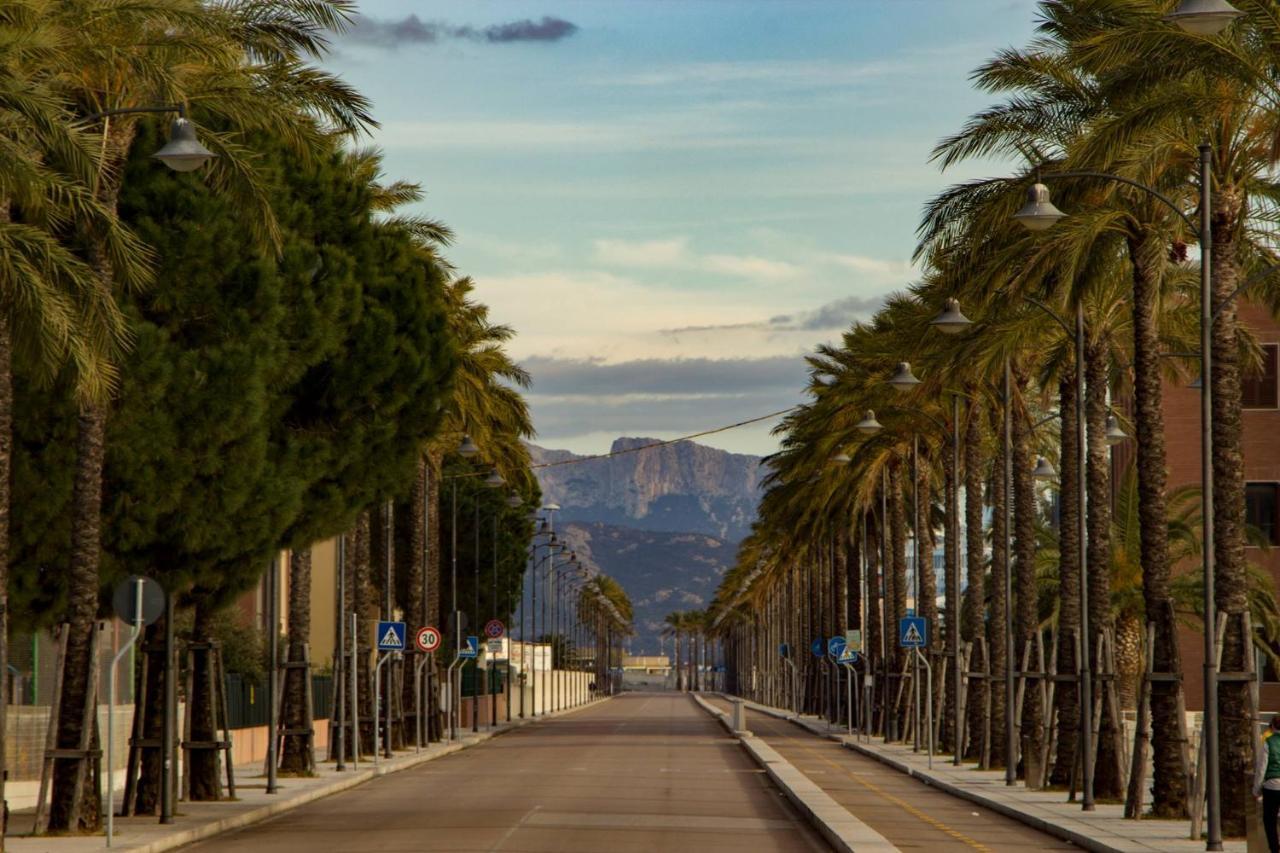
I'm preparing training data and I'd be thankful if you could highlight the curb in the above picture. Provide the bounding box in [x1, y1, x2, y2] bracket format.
[721, 694, 1144, 853]
[690, 693, 898, 853]
[28, 696, 613, 853]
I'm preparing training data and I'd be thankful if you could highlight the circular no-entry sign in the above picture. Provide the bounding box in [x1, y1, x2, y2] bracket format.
[415, 626, 442, 653]
[484, 619, 505, 639]
[112, 575, 165, 627]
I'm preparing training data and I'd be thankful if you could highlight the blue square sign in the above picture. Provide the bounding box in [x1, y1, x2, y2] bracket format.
[899, 616, 927, 649]
[376, 620, 406, 652]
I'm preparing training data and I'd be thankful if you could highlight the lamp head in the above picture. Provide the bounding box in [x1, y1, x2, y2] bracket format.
[831, 452, 852, 466]
[457, 434, 480, 457]
[1013, 182, 1066, 231]
[930, 298, 972, 334]
[1105, 413, 1129, 447]
[855, 410, 883, 436]
[507, 493, 524, 508]
[152, 117, 215, 172]
[888, 361, 921, 392]
[1032, 456, 1057, 480]
[1164, 0, 1244, 35]
[484, 468, 505, 488]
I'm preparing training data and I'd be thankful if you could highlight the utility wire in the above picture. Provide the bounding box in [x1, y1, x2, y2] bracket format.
[530, 406, 799, 470]
[445, 405, 798, 480]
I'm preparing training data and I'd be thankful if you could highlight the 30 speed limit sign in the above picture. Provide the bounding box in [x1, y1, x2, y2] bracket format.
[415, 625, 442, 653]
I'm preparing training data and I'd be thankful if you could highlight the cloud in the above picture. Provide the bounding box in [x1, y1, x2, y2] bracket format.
[522, 355, 805, 397]
[346, 15, 578, 48]
[663, 293, 885, 335]
[591, 237, 799, 282]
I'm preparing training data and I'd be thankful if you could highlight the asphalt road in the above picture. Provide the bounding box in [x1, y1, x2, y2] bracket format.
[712, 700, 1076, 852]
[187, 693, 828, 852]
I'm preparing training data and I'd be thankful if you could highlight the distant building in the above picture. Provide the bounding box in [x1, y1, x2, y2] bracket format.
[623, 655, 671, 676]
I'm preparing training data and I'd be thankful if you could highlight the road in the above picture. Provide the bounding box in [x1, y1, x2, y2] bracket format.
[708, 698, 1075, 852]
[188, 693, 827, 852]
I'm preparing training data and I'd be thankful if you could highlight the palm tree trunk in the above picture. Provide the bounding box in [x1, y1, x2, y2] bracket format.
[425, 451, 444, 740]
[49, 401, 106, 831]
[396, 458, 427, 740]
[50, 119, 137, 832]
[962, 405, 987, 763]
[1050, 374, 1081, 787]
[1012, 366, 1043, 776]
[353, 512, 375, 754]
[1127, 233, 1188, 817]
[1086, 337, 1123, 800]
[281, 547, 314, 774]
[0, 308, 9, 841]
[1209, 187, 1250, 837]
[988, 406, 1009, 770]
[889, 462, 908, 738]
[943, 420, 959, 754]
[865, 514, 883, 724]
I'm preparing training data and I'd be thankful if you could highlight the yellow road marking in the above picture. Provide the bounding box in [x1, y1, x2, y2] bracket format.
[752, 713, 992, 852]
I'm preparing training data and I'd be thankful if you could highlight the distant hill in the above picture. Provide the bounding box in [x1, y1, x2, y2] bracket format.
[528, 437, 763, 543]
[556, 521, 732, 654]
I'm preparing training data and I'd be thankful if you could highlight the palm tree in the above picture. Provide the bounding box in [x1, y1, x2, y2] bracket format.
[38, 0, 374, 829]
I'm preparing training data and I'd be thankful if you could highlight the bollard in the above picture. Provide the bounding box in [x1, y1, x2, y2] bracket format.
[732, 698, 747, 734]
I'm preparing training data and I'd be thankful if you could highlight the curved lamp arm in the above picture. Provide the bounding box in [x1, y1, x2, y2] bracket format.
[1044, 170, 1199, 236]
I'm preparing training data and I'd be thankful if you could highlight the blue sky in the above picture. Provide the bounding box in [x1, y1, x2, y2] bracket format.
[324, 0, 1036, 455]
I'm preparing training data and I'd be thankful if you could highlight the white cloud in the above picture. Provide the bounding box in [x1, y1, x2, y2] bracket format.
[591, 236, 800, 282]
[824, 253, 915, 278]
[603, 59, 908, 90]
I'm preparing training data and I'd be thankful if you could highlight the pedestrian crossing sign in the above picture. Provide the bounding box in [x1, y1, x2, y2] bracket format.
[899, 616, 927, 648]
[838, 647, 858, 664]
[376, 620, 406, 652]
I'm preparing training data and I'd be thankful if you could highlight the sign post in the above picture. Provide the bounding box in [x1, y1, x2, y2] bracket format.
[413, 626, 441, 751]
[107, 576, 163, 847]
[373, 621, 406, 763]
[899, 616, 932, 766]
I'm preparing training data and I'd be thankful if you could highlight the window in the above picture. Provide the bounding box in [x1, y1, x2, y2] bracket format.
[1246, 482, 1280, 546]
[1242, 344, 1278, 409]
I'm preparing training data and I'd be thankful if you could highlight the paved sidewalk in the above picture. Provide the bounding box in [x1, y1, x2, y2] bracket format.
[719, 693, 1246, 853]
[7, 699, 610, 853]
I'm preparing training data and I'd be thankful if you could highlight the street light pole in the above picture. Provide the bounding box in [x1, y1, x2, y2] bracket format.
[1003, 357, 1016, 787]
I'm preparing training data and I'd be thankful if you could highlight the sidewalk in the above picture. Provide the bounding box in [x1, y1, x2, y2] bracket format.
[7, 697, 610, 853]
[718, 693, 1246, 853]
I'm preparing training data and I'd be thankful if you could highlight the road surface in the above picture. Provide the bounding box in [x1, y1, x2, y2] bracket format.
[189, 693, 827, 852]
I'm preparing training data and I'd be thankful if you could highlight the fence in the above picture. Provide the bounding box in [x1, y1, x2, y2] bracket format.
[224, 673, 333, 729]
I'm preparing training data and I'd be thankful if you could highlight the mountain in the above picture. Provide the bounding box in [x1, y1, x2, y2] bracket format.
[528, 437, 763, 542]
[527, 438, 763, 653]
[557, 521, 732, 654]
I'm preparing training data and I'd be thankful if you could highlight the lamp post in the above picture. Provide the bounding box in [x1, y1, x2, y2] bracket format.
[869, 368, 961, 755]
[1008, 134, 1208, 819]
[79, 104, 216, 824]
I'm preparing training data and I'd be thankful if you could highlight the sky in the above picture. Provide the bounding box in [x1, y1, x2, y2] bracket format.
[323, 0, 1037, 456]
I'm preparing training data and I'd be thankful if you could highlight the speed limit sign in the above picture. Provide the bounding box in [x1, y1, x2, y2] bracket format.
[415, 625, 441, 653]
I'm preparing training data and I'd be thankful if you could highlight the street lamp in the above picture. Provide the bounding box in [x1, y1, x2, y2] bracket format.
[1164, 0, 1244, 35]
[1032, 456, 1057, 480]
[458, 434, 480, 457]
[1013, 153, 1215, 832]
[1105, 413, 1129, 447]
[856, 410, 884, 435]
[888, 362, 921, 391]
[832, 451, 852, 465]
[484, 468, 504, 488]
[930, 298, 973, 335]
[152, 117, 216, 172]
[1012, 183, 1066, 232]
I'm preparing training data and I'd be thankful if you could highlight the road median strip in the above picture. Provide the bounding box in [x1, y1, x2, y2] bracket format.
[689, 692, 899, 853]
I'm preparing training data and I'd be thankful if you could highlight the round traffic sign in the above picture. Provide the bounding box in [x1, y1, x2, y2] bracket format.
[827, 636, 847, 658]
[111, 575, 165, 627]
[810, 638, 825, 658]
[415, 625, 441, 653]
[484, 619, 505, 639]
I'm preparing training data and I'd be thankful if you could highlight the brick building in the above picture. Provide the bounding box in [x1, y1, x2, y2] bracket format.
[1165, 300, 1280, 711]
